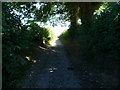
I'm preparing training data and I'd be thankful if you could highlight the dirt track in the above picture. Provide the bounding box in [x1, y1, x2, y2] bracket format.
[17, 39, 119, 88]
[17, 39, 81, 88]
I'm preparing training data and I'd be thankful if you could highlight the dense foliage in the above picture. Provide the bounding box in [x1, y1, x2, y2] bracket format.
[89, 2, 120, 63]
[28, 22, 53, 45]
[2, 3, 30, 88]
[2, 2, 53, 88]
[60, 2, 120, 73]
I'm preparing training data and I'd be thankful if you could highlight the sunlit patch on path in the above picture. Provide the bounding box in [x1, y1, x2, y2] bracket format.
[50, 38, 58, 47]
[50, 38, 63, 47]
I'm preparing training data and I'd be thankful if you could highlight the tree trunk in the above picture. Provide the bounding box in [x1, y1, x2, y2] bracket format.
[69, 3, 80, 40]
[79, 2, 100, 28]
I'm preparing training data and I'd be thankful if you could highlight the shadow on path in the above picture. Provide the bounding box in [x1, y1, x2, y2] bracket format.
[17, 38, 81, 88]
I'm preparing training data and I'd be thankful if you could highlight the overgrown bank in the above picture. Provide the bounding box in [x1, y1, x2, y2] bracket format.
[2, 3, 54, 88]
[59, 2, 120, 88]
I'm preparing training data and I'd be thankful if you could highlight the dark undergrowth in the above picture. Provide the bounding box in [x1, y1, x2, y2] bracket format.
[59, 2, 120, 87]
[2, 2, 53, 88]
[3, 42, 46, 88]
[60, 38, 119, 88]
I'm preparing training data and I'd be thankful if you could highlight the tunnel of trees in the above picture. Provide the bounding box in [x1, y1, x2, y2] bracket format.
[2, 2, 120, 88]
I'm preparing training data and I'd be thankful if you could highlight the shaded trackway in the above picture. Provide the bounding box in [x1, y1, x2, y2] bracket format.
[17, 39, 81, 88]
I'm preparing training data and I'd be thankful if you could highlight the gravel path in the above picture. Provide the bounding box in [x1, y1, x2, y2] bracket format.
[17, 39, 81, 88]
